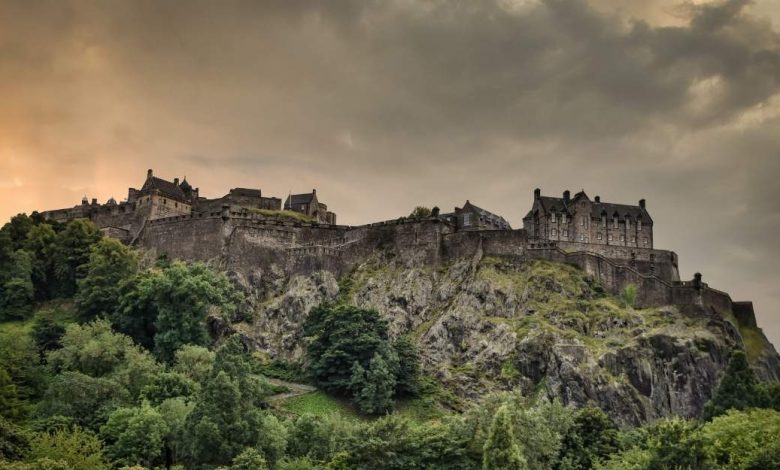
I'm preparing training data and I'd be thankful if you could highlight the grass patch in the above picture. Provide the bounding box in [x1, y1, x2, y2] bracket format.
[280, 391, 356, 418]
[739, 326, 767, 362]
[247, 208, 314, 223]
[0, 301, 76, 339]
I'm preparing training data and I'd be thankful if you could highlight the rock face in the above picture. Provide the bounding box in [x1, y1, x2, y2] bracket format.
[234, 250, 780, 426]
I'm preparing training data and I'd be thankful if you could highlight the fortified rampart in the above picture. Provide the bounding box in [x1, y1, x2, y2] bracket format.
[136, 212, 758, 332]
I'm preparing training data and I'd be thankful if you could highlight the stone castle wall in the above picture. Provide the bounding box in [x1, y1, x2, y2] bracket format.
[136, 213, 757, 330]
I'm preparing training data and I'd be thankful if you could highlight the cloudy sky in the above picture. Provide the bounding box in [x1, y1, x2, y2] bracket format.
[1, 0, 779, 345]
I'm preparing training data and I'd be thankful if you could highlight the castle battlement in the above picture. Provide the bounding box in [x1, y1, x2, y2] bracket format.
[34, 172, 759, 332]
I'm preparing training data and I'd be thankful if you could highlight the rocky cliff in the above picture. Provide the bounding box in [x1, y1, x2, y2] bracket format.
[227, 247, 780, 427]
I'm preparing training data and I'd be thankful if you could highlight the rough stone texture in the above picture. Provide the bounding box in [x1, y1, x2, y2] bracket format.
[129, 212, 780, 425]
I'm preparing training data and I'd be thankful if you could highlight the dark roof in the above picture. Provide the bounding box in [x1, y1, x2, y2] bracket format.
[591, 202, 649, 221]
[525, 194, 652, 223]
[179, 178, 192, 191]
[461, 201, 512, 229]
[230, 188, 262, 197]
[285, 192, 315, 207]
[140, 176, 188, 201]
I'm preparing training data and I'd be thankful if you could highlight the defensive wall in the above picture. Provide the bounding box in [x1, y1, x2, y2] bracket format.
[137, 211, 758, 330]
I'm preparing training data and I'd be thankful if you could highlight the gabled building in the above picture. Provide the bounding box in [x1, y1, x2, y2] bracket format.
[523, 189, 653, 248]
[442, 200, 511, 231]
[284, 189, 337, 224]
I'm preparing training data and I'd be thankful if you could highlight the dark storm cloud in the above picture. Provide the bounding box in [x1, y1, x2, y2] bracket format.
[1, 0, 780, 344]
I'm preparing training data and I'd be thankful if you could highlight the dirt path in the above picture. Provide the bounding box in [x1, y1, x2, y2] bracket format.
[265, 377, 317, 401]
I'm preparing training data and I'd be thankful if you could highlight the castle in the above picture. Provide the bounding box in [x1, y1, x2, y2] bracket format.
[38, 171, 759, 334]
[41, 169, 336, 243]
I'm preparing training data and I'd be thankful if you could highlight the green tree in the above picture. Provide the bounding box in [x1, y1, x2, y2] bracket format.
[305, 304, 392, 395]
[183, 370, 263, 466]
[139, 371, 197, 405]
[350, 350, 397, 414]
[100, 402, 168, 468]
[0, 333, 47, 402]
[643, 417, 709, 470]
[74, 238, 138, 322]
[24, 223, 58, 300]
[26, 426, 110, 470]
[0, 367, 26, 421]
[393, 336, 420, 396]
[230, 448, 269, 470]
[46, 320, 160, 399]
[36, 371, 130, 430]
[702, 408, 780, 469]
[483, 405, 528, 470]
[173, 344, 215, 385]
[50, 219, 101, 298]
[115, 261, 242, 362]
[556, 406, 619, 470]
[31, 314, 67, 361]
[409, 206, 432, 219]
[157, 397, 194, 468]
[0, 416, 31, 461]
[703, 350, 761, 420]
[0, 250, 34, 321]
[1, 214, 34, 250]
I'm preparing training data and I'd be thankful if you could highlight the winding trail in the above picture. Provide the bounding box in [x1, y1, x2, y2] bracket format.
[265, 377, 317, 402]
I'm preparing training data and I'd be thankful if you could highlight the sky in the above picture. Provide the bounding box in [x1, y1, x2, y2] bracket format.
[1, 0, 780, 346]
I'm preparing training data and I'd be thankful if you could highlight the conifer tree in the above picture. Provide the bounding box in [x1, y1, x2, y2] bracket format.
[703, 350, 760, 420]
[483, 405, 528, 470]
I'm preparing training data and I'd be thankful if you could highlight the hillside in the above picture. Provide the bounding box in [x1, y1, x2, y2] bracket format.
[236, 254, 780, 426]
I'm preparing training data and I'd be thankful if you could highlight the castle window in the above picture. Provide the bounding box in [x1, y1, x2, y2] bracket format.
[631, 236, 636, 243]
[175, 202, 178, 208]
[463, 213, 471, 226]
[551, 228, 557, 237]
[562, 229, 568, 237]
[579, 234, 585, 241]
[620, 235, 625, 242]
[608, 234, 613, 241]
[597, 233, 602, 240]
[643, 238, 648, 246]
[580, 216, 586, 227]
[561, 214, 567, 224]
[638, 220, 642, 231]
[550, 213, 556, 223]
[613, 217, 618, 229]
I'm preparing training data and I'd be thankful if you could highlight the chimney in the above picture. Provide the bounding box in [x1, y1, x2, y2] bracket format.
[91, 198, 98, 205]
[147, 169, 153, 179]
[639, 199, 646, 209]
[174, 178, 179, 186]
[595, 195, 601, 203]
[432, 206, 440, 217]
[312, 189, 316, 194]
[534, 188, 541, 200]
[563, 190, 570, 202]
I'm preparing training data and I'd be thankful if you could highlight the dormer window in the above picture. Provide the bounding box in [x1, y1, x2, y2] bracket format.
[613, 216, 618, 229]
[551, 213, 556, 223]
[625, 217, 631, 229]
[561, 214, 567, 224]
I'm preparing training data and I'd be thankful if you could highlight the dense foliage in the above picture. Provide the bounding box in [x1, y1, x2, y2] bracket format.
[1, 213, 780, 469]
[304, 304, 421, 414]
